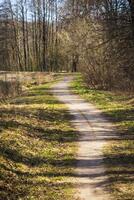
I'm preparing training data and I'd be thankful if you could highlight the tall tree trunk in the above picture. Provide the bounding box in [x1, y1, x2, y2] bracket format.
[128, 0, 134, 37]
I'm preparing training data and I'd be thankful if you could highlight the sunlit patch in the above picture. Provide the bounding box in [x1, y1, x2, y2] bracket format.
[71, 75, 134, 200]
[0, 80, 78, 200]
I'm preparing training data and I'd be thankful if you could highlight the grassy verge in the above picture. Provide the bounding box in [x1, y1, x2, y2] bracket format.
[71, 74, 134, 200]
[0, 77, 77, 200]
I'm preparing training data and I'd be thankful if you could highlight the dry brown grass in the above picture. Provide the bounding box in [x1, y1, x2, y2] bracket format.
[0, 72, 55, 100]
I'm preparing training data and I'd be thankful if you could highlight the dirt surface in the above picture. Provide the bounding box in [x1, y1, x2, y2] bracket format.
[52, 76, 115, 200]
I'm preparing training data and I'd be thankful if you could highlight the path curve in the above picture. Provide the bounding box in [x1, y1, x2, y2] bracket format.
[52, 76, 114, 200]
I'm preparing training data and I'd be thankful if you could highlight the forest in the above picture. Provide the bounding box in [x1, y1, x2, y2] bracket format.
[0, 0, 134, 90]
[0, 0, 134, 200]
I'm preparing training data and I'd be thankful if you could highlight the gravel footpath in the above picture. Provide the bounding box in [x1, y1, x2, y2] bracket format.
[52, 76, 114, 200]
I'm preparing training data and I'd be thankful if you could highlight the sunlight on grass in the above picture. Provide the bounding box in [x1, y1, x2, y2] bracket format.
[0, 80, 77, 200]
[71, 75, 134, 200]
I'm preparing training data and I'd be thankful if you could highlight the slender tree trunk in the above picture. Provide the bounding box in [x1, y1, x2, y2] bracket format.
[128, 0, 134, 37]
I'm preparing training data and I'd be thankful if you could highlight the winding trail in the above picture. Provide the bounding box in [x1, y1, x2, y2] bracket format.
[52, 76, 115, 200]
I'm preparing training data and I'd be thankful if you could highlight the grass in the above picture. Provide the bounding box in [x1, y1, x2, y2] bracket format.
[71, 74, 134, 200]
[0, 77, 78, 200]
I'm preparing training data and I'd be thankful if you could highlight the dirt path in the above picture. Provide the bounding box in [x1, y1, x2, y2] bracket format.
[52, 76, 114, 200]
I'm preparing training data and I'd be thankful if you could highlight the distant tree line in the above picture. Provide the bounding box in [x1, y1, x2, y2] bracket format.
[0, 0, 134, 90]
[0, 0, 59, 72]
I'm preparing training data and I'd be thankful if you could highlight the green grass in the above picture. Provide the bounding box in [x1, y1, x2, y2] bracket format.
[0, 79, 77, 200]
[71, 74, 134, 200]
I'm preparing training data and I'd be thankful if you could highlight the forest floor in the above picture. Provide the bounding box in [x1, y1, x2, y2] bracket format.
[71, 74, 134, 200]
[0, 75, 78, 200]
